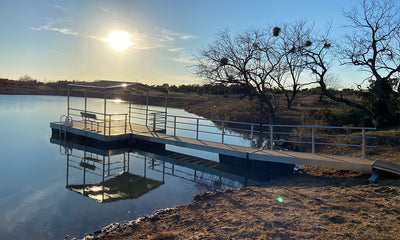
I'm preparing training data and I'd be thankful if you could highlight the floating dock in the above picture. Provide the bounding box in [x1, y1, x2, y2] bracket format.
[50, 119, 400, 179]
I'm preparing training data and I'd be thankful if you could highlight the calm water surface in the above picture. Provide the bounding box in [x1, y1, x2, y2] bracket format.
[0, 95, 257, 239]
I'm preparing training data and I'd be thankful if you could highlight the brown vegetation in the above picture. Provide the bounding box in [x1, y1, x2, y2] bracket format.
[89, 173, 399, 240]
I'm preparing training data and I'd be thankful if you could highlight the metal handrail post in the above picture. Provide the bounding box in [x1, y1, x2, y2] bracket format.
[124, 114, 127, 135]
[128, 91, 132, 125]
[164, 92, 168, 130]
[84, 90, 87, 130]
[67, 85, 70, 118]
[221, 121, 225, 143]
[164, 113, 167, 131]
[108, 115, 111, 136]
[152, 113, 156, 132]
[145, 90, 149, 126]
[312, 127, 315, 154]
[270, 125, 274, 150]
[103, 90, 106, 135]
[174, 116, 177, 136]
[196, 118, 199, 140]
[250, 124, 254, 148]
[362, 128, 366, 158]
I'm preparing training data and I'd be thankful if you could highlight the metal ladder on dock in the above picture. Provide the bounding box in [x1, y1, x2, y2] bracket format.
[59, 115, 73, 141]
[58, 115, 73, 159]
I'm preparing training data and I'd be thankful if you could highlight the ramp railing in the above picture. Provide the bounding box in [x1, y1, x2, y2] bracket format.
[146, 113, 376, 159]
[129, 105, 167, 132]
[113, 103, 376, 158]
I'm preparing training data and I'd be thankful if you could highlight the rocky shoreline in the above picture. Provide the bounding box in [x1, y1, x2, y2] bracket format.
[76, 168, 399, 240]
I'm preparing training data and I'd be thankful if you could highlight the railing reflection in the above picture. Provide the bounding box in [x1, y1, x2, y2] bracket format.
[50, 135, 263, 203]
[64, 147, 163, 203]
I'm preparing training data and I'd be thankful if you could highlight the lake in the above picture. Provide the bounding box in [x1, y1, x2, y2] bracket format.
[0, 95, 261, 239]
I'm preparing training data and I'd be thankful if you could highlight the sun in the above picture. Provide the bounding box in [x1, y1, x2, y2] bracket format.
[105, 31, 133, 51]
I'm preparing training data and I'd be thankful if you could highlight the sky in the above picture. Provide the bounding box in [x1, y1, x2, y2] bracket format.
[0, 0, 386, 86]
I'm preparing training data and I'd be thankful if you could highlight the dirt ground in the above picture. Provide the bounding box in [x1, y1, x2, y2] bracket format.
[83, 168, 400, 240]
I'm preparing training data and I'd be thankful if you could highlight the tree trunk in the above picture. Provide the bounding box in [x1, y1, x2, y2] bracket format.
[318, 80, 375, 121]
[374, 76, 399, 122]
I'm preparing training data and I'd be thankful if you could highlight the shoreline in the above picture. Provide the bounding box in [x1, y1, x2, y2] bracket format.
[82, 168, 400, 240]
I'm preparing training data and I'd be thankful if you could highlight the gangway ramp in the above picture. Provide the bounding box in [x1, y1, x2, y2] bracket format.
[131, 127, 375, 173]
[371, 160, 400, 175]
[368, 160, 400, 183]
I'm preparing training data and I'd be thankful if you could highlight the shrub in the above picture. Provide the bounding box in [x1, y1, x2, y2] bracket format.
[306, 108, 373, 127]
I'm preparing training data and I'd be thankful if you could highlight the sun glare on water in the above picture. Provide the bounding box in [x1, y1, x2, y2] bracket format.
[105, 31, 133, 51]
[112, 99, 123, 103]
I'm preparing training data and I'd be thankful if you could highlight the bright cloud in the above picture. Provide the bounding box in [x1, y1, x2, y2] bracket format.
[30, 25, 78, 36]
[166, 48, 196, 64]
[48, 49, 61, 54]
[52, 4, 67, 11]
[157, 28, 196, 42]
[100, 7, 111, 13]
[180, 35, 196, 40]
[173, 55, 196, 64]
[167, 48, 184, 52]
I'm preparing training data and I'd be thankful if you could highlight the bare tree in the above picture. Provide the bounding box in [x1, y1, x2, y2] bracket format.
[274, 22, 314, 109]
[195, 28, 285, 124]
[195, 1, 399, 126]
[342, 0, 400, 124]
[292, 23, 377, 120]
[293, 0, 399, 126]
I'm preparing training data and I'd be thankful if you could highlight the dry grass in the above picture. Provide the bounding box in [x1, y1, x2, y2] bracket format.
[92, 175, 400, 240]
[368, 128, 400, 164]
[147, 231, 177, 240]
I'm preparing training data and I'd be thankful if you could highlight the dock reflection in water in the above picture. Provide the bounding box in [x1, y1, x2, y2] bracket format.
[50, 136, 263, 203]
[66, 150, 163, 203]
